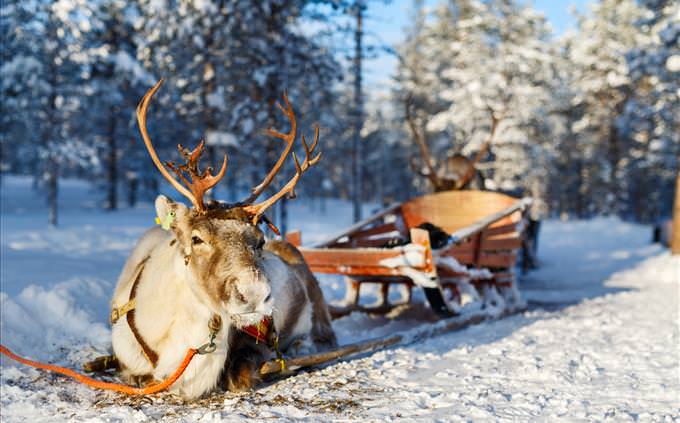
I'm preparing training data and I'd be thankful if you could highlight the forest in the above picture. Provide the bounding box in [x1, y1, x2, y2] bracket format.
[1, 0, 678, 229]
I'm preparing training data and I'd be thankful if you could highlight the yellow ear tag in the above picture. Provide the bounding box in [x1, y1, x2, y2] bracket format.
[156, 211, 175, 230]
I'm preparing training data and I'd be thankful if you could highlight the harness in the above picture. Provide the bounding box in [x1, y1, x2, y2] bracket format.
[110, 256, 161, 366]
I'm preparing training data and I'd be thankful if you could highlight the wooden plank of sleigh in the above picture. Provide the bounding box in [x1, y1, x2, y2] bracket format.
[287, 194, 531, 318]
[258, 304, 526, 378]
[292, 195, 531, 266]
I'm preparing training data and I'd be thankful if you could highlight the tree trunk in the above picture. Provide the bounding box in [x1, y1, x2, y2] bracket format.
[106, 114, 117, 210]
[105, 11, 120, 211]
[127, 175, 138, 208]
[351, 1, 364, 223]
[607, 123, 621, 214]
[671, 172, 680, 255]
[47, 156, 59, 227]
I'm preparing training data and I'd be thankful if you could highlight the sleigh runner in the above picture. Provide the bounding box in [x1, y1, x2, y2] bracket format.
[287, 190, 532, 318]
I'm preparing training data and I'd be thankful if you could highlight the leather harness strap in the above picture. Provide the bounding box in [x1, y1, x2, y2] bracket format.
[109, 299, 135, 324]
[110, 257, 159, 368]
[126, 261, 160, 367]
[241, 318, 272, 344]
[110, 258, 148, 325]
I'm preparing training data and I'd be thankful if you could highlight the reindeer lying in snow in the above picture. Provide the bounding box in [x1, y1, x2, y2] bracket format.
[110, 80, 336, 400]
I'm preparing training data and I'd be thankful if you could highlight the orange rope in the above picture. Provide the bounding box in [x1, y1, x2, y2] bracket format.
[0, 344, 197, 395]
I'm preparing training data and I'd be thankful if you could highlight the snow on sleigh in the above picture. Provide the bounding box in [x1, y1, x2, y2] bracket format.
[286, 190, 532, 319]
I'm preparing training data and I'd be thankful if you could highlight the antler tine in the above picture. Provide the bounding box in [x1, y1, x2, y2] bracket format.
[242, 92, 297, 204]
[302, 125, 320, 159]
[243, 124, 321, 224]
[404, 96, 440, 189]
[187, 140, 206, 167]
[136, 79, 198, 209]
[189, 153, 228, 210]
[166, 161, 192, 188]
[175, 140, 229, 211]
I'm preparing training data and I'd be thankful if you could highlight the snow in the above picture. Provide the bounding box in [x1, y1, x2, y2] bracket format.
[114, 51, 154, 85]
[1, 176, 679, 421]
[378, 244, 426, 269]
[436, 256, 493, 280]
[205, 130, 238, 148]
[666, 55, 680, 72]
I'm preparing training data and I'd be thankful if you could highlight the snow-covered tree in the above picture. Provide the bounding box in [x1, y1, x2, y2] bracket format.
[80, 1, 152, 210]
[561, 0, 648, 216]
[1, 0, 100, 225]
[394, 0, 560, 202]
[619, 0, 679, 221]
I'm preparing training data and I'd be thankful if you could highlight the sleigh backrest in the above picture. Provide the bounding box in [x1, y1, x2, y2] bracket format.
[400, 190, 521, 234]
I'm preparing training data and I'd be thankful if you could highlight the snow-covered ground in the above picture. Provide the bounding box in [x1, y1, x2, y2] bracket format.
[1, 176, 678, 422]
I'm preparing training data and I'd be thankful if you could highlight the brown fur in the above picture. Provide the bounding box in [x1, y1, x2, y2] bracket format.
[265, 240, 337, 349]
[176, 210, 265, 313]
[442, 153, 484, 190]
[276, 279, 308, 343]
[222, 330, 269, 392]
[445, 154, 473, 181]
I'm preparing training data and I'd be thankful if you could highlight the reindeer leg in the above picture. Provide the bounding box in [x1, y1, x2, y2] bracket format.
[223, 332, 269, 392]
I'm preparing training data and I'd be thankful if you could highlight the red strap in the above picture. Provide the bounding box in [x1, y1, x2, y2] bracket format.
[0, 344, 196, 395]
[241, 318, 271, 343]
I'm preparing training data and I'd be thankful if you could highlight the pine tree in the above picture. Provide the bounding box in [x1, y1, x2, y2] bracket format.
[620, 0, 679, 221]
[394, 0, 559, 201]
[561, 0, 647, 216]
[1, 0, 99, 225]
[83, 0, 151, 210]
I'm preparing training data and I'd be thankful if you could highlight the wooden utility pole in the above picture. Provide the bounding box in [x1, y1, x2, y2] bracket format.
[351, 1, 364, 223]
[671, 172, 680, 255]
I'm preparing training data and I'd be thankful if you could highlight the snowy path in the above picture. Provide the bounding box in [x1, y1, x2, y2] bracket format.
[1, 178, 678, 421]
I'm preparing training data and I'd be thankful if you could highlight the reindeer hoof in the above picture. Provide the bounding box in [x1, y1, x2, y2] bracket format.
[125, 373, 155, 388]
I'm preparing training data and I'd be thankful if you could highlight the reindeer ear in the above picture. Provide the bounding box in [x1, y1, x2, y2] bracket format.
[155, 195, 190, 230]
[155, 195, 174, 219]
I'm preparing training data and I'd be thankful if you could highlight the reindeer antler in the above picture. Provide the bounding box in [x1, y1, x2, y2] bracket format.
[242, 93, 298, 204]
[241, 94, 321, 225]
[405, 96, 441, 190]
[136, 79, 228, 213]
[455, 107, 502, 189]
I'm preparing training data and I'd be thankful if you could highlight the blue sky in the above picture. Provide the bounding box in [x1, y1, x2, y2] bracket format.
[362, 0, 591, 90]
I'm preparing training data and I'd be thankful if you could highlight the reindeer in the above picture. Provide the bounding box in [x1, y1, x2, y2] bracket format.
[403, 100, 514, 309]
[405, 99, 501, 192]
[110, 80, 336, 400]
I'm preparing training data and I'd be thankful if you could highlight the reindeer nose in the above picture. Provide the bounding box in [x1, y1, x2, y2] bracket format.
[264, 292, 271, 302]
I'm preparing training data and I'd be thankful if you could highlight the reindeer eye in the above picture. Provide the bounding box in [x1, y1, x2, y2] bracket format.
[235, 291, 246, 303]
[256, 238, 265, 250]
[192, 236, 204, 245]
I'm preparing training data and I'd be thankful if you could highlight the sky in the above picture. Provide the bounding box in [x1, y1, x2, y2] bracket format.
[361, 0, 591, 91]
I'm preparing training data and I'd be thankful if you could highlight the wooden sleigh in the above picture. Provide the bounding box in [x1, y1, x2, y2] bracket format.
[286, 191, 532, 318]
